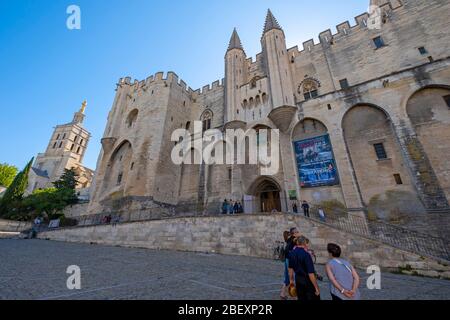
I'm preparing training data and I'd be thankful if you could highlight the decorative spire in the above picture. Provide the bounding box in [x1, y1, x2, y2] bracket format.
[72, 100, 87, 124]
[263, 9, 283, 34]
[227, 28, 244, 52]
[80, 100, 87, 114]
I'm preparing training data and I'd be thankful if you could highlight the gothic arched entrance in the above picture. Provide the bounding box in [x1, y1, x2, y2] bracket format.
[252, 178, 282, 212]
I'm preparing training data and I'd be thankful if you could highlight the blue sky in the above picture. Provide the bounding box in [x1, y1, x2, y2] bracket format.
[0, 0, 368, 170]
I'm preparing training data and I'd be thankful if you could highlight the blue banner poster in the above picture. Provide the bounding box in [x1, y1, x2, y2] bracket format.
[293, 134, 339, 188]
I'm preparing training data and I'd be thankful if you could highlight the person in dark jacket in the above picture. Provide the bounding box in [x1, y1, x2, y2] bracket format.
[221, 199, 228, 214]
[280, 227, 300, 299]
[301, 201, 310, 218]
[288, 236, 321, 301]
[233, 201, 239, 214]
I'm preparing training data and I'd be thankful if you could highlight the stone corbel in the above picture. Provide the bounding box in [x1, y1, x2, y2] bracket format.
[101, 137, 117, 154]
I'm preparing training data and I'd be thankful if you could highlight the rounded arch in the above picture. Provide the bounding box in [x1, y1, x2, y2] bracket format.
[342, 103, 421, 219]
[109, 140, 133, 163]
[102, 140, 133, 194]
[126, 109, 138, 128]
[401, 83, 450, 117]
[405, 84, 450, 125]
[341, 103, 394, 140]
[405, 85, 450, 204]
[247, 122, 277, 132]
[261, 93, 268, 103]
[249, 97, 254, 108]
[291, 117, 328, 142]
[255, 95, 261, 106]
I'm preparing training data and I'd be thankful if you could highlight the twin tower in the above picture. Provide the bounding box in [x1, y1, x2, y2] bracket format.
[225, 10, 295, 123]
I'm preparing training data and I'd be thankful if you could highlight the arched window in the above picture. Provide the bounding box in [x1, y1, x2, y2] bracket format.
[299, 78, 320, 101]
[201, 110, 213, 132]
[255, 95, 261, 106]
[243, 99, 248, 108]
[126, 109, 138, 128]
[185, 121, 191, 130]
[262, 93, 267, 104]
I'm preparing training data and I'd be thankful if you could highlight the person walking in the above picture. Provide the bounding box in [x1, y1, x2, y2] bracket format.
[318, 207, 326, 222]
[301, 201, 310, 218]
[292, 203, 298, 214]
[280, 227, 300, 300]
[325, 243, 361, 301]
[288, 236, 321, 301]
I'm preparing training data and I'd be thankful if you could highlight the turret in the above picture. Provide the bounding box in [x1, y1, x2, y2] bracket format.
[261, 9, 295, 109]
[225, 28, 247, 122]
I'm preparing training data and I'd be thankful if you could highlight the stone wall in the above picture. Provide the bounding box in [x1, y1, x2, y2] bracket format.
[37, 214, 450, 279]
[63, 203, 90, 218]
[0, 219, 31, 232]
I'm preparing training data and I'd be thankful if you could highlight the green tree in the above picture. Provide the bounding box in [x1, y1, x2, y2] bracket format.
[0, 157, 33, 216]
[0, 163, 18, 188]
[53, 168, 79, 190]
[53, 168, 79, 205]
[21, 188, 75, 220]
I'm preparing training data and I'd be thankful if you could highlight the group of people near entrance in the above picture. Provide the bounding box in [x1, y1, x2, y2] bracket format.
[221, 199, 243, 214]
[281, 227, 361, 301]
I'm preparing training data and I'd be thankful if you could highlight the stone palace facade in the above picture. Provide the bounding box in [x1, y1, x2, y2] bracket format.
[87, 0, 450, 223]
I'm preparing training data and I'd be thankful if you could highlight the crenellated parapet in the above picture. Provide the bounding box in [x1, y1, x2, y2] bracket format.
[289, 0, 404, 56]
[116, 71, 225, 103]
[116, 71, 196, 98]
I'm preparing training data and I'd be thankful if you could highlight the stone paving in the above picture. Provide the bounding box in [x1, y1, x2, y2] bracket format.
[0, 239, 449, 300]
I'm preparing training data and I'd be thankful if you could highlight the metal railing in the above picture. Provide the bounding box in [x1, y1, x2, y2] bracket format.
[307, 205, 450, 262]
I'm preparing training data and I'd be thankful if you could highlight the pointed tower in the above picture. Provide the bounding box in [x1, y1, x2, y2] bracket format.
[261, 9, 295, 109]
[225, 28, 247, 123]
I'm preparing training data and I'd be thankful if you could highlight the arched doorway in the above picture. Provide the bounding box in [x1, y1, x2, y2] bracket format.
[251, 178, 282, 212]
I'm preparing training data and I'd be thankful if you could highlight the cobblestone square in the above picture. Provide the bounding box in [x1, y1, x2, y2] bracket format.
[0, 239, 449, 300]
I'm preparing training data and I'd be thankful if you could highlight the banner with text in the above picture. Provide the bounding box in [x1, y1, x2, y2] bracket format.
[293, 134, 339, 188]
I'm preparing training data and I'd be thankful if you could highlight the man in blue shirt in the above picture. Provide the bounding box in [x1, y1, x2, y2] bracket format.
[288, 236, 321, 301]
